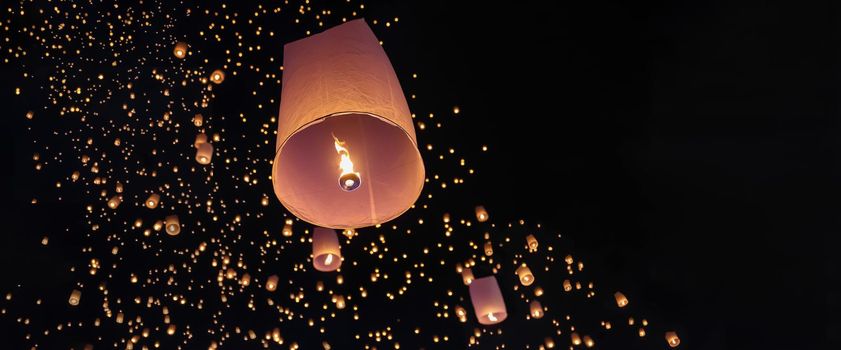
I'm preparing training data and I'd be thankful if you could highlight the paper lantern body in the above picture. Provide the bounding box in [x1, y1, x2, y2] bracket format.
[665, 331, 680, 347]
[516, 265, 535, 286]
[272, 19, 424, 229]
[614, 291, 629, 307]
[165, 215, 180, 236]
[530, 300, 544, 319]
[146, 194, 160, 209]
[196, 143, 213, 164]
[469, 276, 507, 325]
[312, 227, 342, 272]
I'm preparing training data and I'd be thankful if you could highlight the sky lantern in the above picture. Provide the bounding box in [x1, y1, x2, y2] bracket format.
[312, 226, 342, 272]
[193, 113, 203, 127]
[165, 215, 180, 236]
[529, 300, 544, 319]
[571, 332, 582, 346]
[271, 19, 424, 229]
[173, 41, 188, 59]
[196, 142, 213, 164]
[614, 291, 629, 307]
[145, 194, 160, 209]
[526, 234, 538, 252]
[461, 267, 474, 286]
[195, 133, 208, 147]
[516, 264, 535, 286]
[665, 331, 680, 347]
[563, 279, 572, 292]
[483, 241, 493, 256]
[265, 275, 279, 292]
[475, 206, 488, 222]
[210, 69, 224, 84]
[68, 289, 81, 306]
[468, 276, 507, 325]
[107, 195, 121, 209]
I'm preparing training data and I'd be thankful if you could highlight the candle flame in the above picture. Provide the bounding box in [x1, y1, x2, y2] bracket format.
[324, 253, 333, 265]
[333, 134, 355, 175]
[487, 312, 498, 322]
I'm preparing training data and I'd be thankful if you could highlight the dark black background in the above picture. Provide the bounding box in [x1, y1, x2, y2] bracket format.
[2, 0, 838, 349]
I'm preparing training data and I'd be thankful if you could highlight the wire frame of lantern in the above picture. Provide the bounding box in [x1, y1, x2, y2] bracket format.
[665, 331, 680, 347]
[271, 19, 424, 229]
[475, 206, 489, 222]
[146, 194, 160, 209]
[173, 42, 188, 59]
[68, 289, 81, 306]
[196, 142, 213, 165]
[165, 215, 180, 236]
[312, 226, 342, 272]
[516, 264, 535, 286]
[529, 300, 544, 319]
[614, 291, 629, 308]
[468, 276, 507, 325]
[265, 275, 279, 292]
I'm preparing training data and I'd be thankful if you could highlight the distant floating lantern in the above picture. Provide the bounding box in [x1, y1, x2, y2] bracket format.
[665, 331, 680, 347]
[334, 294, 346, 309]
[210, 69, 225, 84]
[195, 133, 208, 148]
[173, 41, 188, 59]
[614, 291, 629, 308]
[240, 273, 251, 286]
[571, 332, 582, 346]
[282, 223, 293, 237]
[193, 113, 204, 127]
[312, 227, 342, 272]
[475, 206, 488, 222]
[544, 337, 555, 348]
[165, 215, 180, 236]
[526, 234, 538, 252]
[265, 275, 279, 291]
[583, 335, 595, 348]
[529, 300, 544, 319]
[516, 264, 534, 286]
[107, 195, 122, 209]
[196, 142, 213, 164]
[68, 289, 81, 306]
[483, 241, 493, 256]
[146, 194, 160, 209]
[565, 255, 574, 265]
[271, 19, 424, 229]
[468, 276, 507, 325]
[461, 267, 475, 286]
[563, 279, 572, 292]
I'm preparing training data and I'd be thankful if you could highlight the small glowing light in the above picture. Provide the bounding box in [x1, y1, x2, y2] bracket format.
[333, 134, 361, 191]
[324, 253, 333, 265]
[487, 313, 497, 322]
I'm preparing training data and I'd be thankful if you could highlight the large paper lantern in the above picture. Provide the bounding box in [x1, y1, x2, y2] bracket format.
[468, 276, 507, 325]
[312, 226, 342, 272]
[271, 19, 424, 229]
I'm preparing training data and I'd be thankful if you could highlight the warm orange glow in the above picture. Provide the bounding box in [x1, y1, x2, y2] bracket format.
[333, 134, 361, 191]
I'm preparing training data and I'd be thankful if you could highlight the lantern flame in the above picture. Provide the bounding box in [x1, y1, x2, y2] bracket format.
[324, 253, 334, 265]
[487, 313, 498, 322]
[333, 134, 361, 191]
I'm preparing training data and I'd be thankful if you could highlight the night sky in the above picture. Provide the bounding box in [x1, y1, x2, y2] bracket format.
[1, 1, 837, 349]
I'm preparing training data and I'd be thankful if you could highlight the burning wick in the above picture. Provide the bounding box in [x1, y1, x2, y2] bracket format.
[487, 313, 498, 322]
[324, 253, 334, 265]
[333, 134, 361, 191]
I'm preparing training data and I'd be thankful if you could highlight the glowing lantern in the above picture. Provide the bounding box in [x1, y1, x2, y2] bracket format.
[265, 275, 278, 291]
[665, 331, 680, 347]
[571, 332, 582, 346]
[614, 291, 629, 307]
[173, 42, 188, 58]
[165, 215, 180, 236]
[195, 133, 208, 148]
[312, 226, 342, 272]
[516, 264, 534, 286]
[210, 69, 225, 84]
[107, 195, 122, 209]
[583, 335, 595, 348]
[146, 194, 160, 209]
[334, 294, 346, 309]
[529, 300, 544, 319]
[475, 206, 489, 222]
[461, 267, 474, 286]
[526, 234, 538, 252]
[483, 241, 493, 256]
[193, 113, 203, 127]
[196, 142, 213, 164]
[563, 279, 572, 292]
[68, 289, 81, 306]
[544, 337, 555, 348]
[282, 223, 293, 237]
[468, 276, 507, 325]
[271, 19, 424, 229]
[240, 273, 251, 286]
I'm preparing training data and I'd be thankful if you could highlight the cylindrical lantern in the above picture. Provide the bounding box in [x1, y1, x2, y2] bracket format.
[526, 234, 538, 251]
[196, 142, 213, 164]
[195, 133, 208, 148]
[210, 69, 225, 84]
[282, 223, 293, 237]
[265, 275, 278, 291]
[146, 194, 160, 209]
[583, 335, 595, 348]
[516, 264, 534, 286]
[312, 226, 342, 272]
[271, 19, 424, 229]
[563, 279, 572, 292]
[68, 289, 81, 306]
[665, 331, 680, 347]
[240, 273, 251, 286]
[468, 276, 507, 325]
[462, 267, 475, 286]
[475, 206, 488, 222]
[614, 291, 629, 308]
[483, 241, 493, 256]
[107, 195, 121, 209]
[529, 300, 544, 319]
[193, 113, 204, 127]
[173, 42, 188, 59]
[165, 215, 180, 236]
[571, 332, 582, 346]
